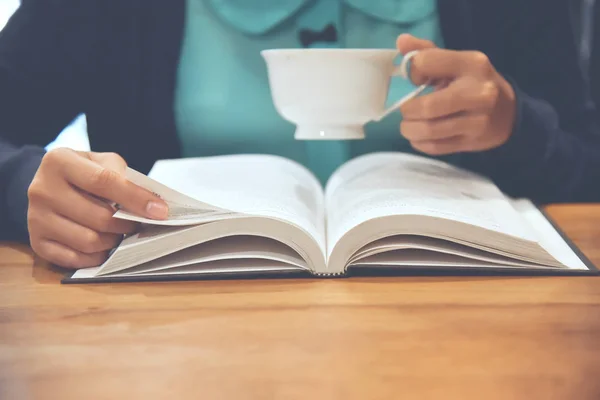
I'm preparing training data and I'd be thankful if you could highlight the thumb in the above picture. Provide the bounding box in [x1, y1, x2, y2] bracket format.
[67, 151, 168, 219]
[396, 34, 437, 55]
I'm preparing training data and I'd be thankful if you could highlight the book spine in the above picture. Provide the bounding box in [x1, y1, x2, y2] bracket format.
[312, 271, 346, 278]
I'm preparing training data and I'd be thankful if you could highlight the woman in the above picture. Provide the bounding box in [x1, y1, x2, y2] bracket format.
[1, 0, 599, 268]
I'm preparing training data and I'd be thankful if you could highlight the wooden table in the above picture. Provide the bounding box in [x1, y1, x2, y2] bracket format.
[1, 205, 599, 400]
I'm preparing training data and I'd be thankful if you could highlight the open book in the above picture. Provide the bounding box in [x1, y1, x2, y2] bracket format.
[64, 152, 597, 283]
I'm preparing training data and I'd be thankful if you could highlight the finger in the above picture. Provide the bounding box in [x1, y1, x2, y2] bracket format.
[401, 78, 499, 120]
[51, 150, 168, 219]
[396, 34, 437, 54]
[86, 151, 127, 174]
[30, 209, 122, 254]
[53, 186, 138, 234]
[28, 177, 138, 234]
[77, 151, 127, 207]
[33, 239, 109, 269]
[407, 49, 495, 85]
[401, 113, 489, 142]
[411, 136, 472, 156]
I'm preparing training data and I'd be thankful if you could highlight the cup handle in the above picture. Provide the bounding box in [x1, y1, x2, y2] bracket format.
[373, 50, 431, 122]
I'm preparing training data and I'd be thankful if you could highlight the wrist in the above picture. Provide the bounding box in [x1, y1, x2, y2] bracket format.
[495, 74, 518, 147]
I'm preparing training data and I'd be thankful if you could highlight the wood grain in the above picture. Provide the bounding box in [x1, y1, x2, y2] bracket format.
[1, 204, 599, 400]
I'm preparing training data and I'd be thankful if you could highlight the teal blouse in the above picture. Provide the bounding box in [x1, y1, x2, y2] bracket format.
[174, 0, 444, 184]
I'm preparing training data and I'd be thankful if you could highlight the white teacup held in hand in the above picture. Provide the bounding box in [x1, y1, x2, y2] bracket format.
[261, 49, 428, 140]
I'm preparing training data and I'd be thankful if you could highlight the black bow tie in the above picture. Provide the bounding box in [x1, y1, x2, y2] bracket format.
[298, 23, 338, 48]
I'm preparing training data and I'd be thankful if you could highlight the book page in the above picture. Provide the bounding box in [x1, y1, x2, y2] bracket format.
[349, 235, 548, 268]
[123, 260, 301, 277]
[112, 235, 309, 276]
[71, 260, 300, 280]
[325, 153, 537, 254]
[72, 235, 307, 279]
[114, 167, 237, 225]
[353, 249, 553, 269]
[127, 155, 327, 253]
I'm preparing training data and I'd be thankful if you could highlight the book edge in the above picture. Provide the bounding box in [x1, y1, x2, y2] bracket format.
[537, 204, 598, 272]
[60, 204, 599, 284]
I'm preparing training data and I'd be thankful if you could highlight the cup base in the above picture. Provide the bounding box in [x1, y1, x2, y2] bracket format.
[294, 125, 365, 140]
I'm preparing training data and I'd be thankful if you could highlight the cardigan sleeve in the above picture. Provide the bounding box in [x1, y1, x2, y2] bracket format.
[458, 82, 600, 203]
[0, 0, 92, 242]
[455, 0, 600, 204]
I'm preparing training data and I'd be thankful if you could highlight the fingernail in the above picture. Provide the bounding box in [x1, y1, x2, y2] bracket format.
[146, 201, 169, 219]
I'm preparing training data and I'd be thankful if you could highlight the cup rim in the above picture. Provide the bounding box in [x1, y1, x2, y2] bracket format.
[261, 48, 398, 58]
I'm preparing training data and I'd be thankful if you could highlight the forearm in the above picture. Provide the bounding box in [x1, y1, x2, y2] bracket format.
[0, 138, 44, 242]
[457, 83, 600, 204]
[0, 0, 93, 242]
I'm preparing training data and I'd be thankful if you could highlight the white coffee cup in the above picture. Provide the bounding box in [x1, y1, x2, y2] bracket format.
[261, 49, 427, 140]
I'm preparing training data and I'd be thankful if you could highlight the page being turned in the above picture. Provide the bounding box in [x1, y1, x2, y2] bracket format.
[114, 167, 234, 225]
[324, 152, 536, 254]
[141, 155, 327, 253]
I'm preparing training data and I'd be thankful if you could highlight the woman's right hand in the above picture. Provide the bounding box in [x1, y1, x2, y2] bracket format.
[27, 148, 169, 269]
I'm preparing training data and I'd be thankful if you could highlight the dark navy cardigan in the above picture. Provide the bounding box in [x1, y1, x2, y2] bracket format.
[1, 0, 599, 242]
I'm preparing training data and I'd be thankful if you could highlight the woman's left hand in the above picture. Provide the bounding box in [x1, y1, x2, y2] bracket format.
[396, 34, 517, 155]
